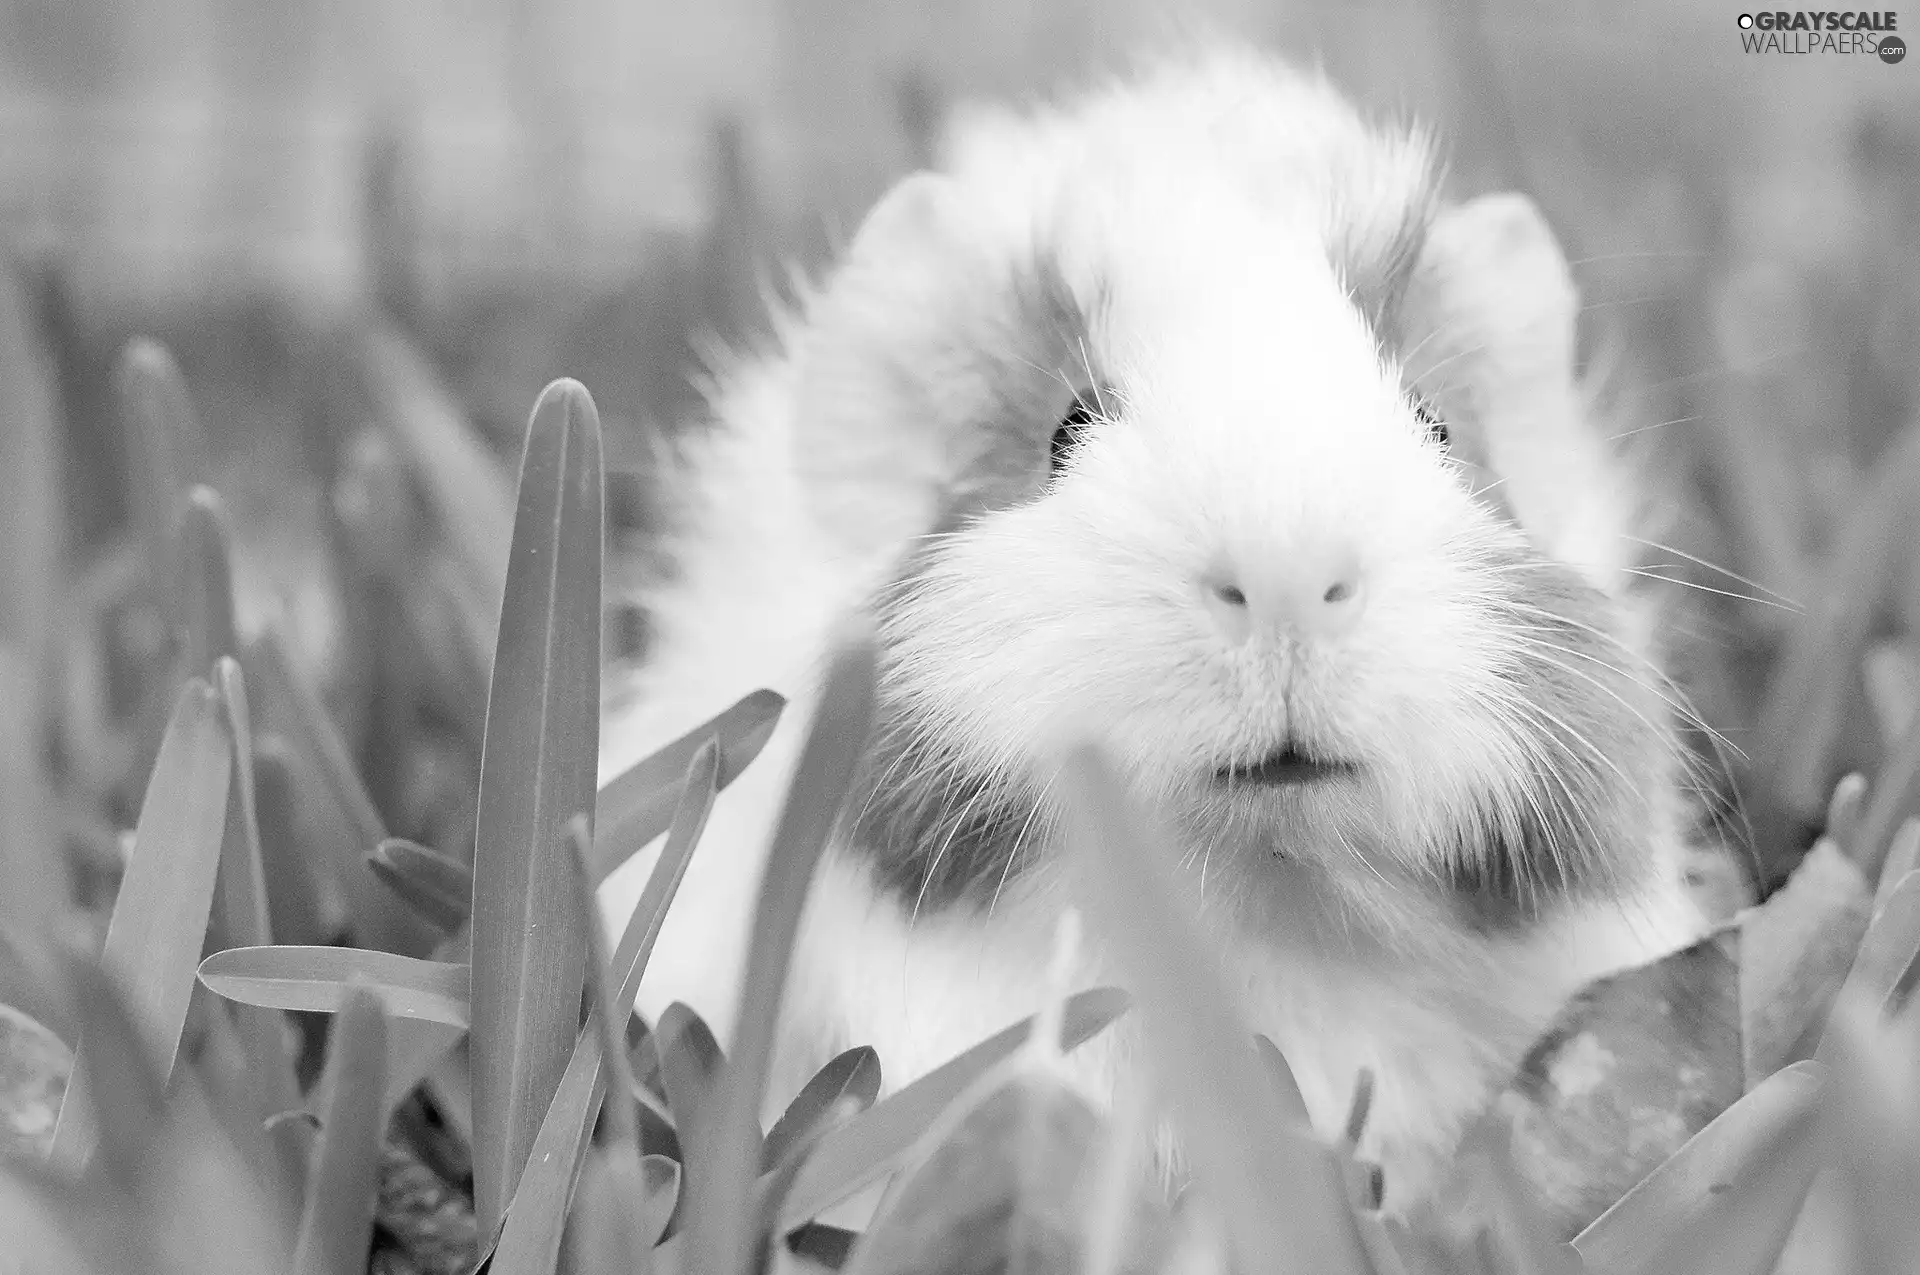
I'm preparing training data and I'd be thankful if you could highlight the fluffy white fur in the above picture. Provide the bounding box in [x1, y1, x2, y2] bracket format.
[594, 45, 1710, 1225]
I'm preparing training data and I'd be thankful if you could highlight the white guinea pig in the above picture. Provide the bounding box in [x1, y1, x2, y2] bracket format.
[594, 44, 1714, 1226]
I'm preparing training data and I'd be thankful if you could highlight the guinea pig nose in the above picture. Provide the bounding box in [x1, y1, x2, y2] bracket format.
[1202, 546, 1367, 643]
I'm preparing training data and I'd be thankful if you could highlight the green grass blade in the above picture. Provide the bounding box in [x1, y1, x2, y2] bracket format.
[213, 659, 312, 1195]
[198, 945, 468, 1025]
[248, 623, 429, 955]
[1758, 425, 1920, 825]
[593, 688, 785, 880]
[564, 1145, 656, 1275]
[761, 1047, 882, 1174]
[178, 487, 239, 684]
[355, 316, 515, 616]
[0, 252, 65, 950]
[49, 677, 233, 1174]
[1853, 710, 1920, 883]
[1055, 742, 1375, 1275]
[568, 815, 643, 1160]
[368, 837, 472, 934]
[1816, 870, 1920, 1062]
[50, 954, 168, 1191]
[253, 738, 342, 947]
[488, 739, 721, 1275]
[1569, 1061, 1826, 1275]
[115, 337, 203, 566]
[776, 987, 1130, 1232]
[293, 985, 390, 1275]
[690, 628, 879, 1275]
[468, 377, 604, 1236]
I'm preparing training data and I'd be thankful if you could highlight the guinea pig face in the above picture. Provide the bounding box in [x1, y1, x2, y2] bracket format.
[812, 55, 1675, 939]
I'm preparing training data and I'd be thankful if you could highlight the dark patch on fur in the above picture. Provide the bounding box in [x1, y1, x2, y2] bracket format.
[841, 696, 1047, 914]
[1441, 553, 1667, 936]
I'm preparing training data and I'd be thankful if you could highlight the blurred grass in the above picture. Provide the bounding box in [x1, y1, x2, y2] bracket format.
[2, 3, 1920, 1274]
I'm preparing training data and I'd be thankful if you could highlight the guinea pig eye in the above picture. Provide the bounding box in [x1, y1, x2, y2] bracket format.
[1050, 395, 1099, 474]
[1413, 397, 1450, 447]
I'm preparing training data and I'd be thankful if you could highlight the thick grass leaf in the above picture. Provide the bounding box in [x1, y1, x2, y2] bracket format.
[198, 945, 468, 1025]
[51, 677, 233, 1173]
[1816, 870, 1920, 1060]
[468, 377, 605, 1235]
[1738, 835, 1873, 1086]
[563, 1145, 657, 1275]
[369, 837, 472, 934]
[253, 738, 342, 947]
[776, 987, 1130, 1232]
[844, 1071, 1169, 1275]
[116, 337, 203, 566]
[355, 316, 514, 619]
[1503, 930, 1744, 1238]
[658, 1001, 725, 1208]
[293, 986, 389, 1275]
[0, 254, 65, 945]
[485, 729, 721, 1275]
[1055, 742, 1374, 1275]
[1570, 1060, 1826, 1275]
[248, 622, 427, 955]
[178, 487, 239, 684]
[1872, 819, 1920, 915]
[1819, 991, 1920, 1273]
[568, 816, 643, 1163]
[762, 1048, 882, 1173]
[213, 659, 312, 1195]
[1851, 703, 1920, 882]
[1758, 424, 1920, 824]
[689, 629, 879, 1275]
[594, 687, 785, 880]
[49, 956, 167, 1190]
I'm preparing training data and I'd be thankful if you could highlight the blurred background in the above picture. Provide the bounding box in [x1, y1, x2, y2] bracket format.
[3, 0, 1920, 910]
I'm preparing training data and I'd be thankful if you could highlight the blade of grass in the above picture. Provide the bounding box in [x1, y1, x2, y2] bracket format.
[776, 987, 1130, 1232]
[568, 815, 643, 1162]
[293, 985, 390, 1275]
[52, 953, 168, 1191]
[50, 677, 233, 1174]
[1815, 871, 1920, 1062]
[1569, 1061, 1826, 1275]
[593, 688, 785, 880]
[658, 1000, 725, 1218]
[116, 337, 203, 572]
[214, 658, 312, 1197]
[178, 488, 239, 685]
[1055, 741, 1375, 1275]
[253, 737, 342, 947]
[355, 316, 515, 616]
[487, 741, 719, 1275]
[761, 1047, 882, 1173]
[249, 622, 429, 955]
[1759, 422, 1920, 823]
[564, 1146, 655, 1275]
[198, 944, 467, 1024]
[468, 378, 604, 1236]
[0, 253, 64, 951]
[1851, 707, 1920, 883]
[115, 337, 205, 770]
[368, 837, 472, 934]
[690, 627, 879, 1275]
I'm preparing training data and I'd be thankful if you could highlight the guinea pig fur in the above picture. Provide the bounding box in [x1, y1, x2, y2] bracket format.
[594, 43, 1715, 1227]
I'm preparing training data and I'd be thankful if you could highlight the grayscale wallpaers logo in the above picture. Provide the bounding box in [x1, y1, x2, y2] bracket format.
[1737, 11, 1905, 59]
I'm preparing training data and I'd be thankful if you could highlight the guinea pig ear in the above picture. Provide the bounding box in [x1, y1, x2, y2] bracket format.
[1399, 193, 1632, 590]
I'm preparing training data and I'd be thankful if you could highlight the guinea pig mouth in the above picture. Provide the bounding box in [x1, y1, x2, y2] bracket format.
[1212, 743, 1357, 787]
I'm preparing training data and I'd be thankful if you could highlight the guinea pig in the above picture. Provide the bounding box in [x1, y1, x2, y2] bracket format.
[594, 43, 1715, 1227]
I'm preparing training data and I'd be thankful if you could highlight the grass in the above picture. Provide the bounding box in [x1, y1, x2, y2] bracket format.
[3, 34, 1920, 1275]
